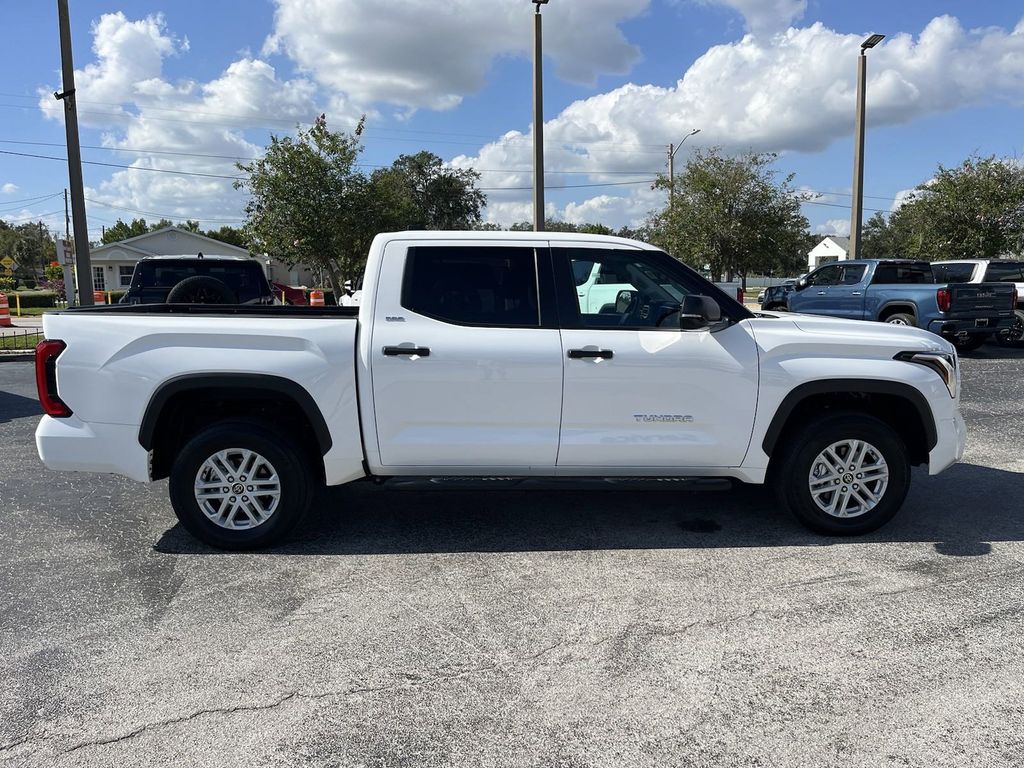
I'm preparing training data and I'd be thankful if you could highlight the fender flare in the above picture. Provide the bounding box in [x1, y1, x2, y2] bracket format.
[138, 373, 332, 454]
[875, 301, 918, 323]
[761, 378, 937, 456]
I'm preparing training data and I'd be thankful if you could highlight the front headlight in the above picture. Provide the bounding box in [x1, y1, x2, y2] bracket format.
[894, 351, 958, 399]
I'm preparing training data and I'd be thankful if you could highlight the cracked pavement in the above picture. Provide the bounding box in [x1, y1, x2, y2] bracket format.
[2, 347, 1024, 767]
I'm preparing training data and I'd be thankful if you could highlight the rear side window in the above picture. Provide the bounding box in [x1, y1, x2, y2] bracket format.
[401, 246, 539, 327]
[931, 263, 976, 284]
[871, 263, 933, 284]
[840, 265, 866, 285]
[984, 262, 1024, 283]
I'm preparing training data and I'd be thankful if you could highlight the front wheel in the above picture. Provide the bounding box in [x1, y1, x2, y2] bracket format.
[773, 412, 910, 535]
[168, 420, 315, 549]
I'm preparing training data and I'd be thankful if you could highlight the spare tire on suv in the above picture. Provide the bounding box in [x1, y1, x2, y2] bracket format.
[166, 275, 237, 305]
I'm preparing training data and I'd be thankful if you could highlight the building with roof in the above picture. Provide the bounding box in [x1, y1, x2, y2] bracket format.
[83, 226, 315, 292]
[807, 236, 850, 269]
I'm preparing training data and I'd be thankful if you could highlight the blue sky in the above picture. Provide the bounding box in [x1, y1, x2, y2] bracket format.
[1, 0, 1022, 242]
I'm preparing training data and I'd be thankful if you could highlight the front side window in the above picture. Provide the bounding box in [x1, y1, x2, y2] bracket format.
[401, 246, 539, 327]
[556, 248, 696, 329]
[809, 265, 842, 286]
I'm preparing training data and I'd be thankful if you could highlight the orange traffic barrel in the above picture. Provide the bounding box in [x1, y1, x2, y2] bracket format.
[0, 293, 11, 327]
[93, 290, 106, 304]
[309, 290, 325, 307]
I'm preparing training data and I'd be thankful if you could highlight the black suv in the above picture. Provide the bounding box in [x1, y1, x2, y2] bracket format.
[120, 255, 275, 305]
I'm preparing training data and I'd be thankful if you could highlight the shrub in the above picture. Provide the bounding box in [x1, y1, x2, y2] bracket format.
[44, 264, 64, 281]
[0, 276, 15, 293]
[40, 279, 66, 301]
[13, 290, 57, 308]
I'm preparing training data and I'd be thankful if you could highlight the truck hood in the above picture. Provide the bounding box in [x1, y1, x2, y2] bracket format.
[757, 312, 954, 354]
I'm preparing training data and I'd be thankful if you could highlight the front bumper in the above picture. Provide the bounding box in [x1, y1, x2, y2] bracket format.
[36, 415, 150, 482]
[928, 411, 966, 475]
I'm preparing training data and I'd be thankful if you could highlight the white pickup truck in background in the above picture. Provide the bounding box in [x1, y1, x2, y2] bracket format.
[931, 259, 1024, 346]
[35, 232, 965, 549]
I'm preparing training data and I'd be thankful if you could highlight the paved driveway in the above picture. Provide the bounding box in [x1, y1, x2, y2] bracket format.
[1, 349, 1023, 767]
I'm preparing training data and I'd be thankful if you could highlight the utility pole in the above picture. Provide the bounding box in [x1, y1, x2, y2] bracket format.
[64, 188, 70, 241]
[848, 33, 884, 261]
[668, 129, 700, 208]
[532, 0, 549, 232]
[55, 0, 94, 305]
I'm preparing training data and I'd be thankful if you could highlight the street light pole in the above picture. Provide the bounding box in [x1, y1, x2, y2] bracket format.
[668, 128, 701, 207]
[848, 33, 884, 261]
[55, 0, 94, 305]
[532, 0, 549, 232]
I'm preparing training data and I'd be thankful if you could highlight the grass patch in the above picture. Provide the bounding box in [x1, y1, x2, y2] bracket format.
[8, 307, 56, 316]
[0, 331, 42, 351]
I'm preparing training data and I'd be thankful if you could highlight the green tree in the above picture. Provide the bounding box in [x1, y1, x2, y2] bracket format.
[204, 226, 248, 248]
[369, 151, 485, 230]
[644, 147, 811, 284]
[101, 218, 149, 244]
[884, 155, 1024, 260]
[235, 115, 374, 294]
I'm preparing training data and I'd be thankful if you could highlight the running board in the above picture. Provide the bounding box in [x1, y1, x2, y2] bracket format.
[378, 476, 733, 491]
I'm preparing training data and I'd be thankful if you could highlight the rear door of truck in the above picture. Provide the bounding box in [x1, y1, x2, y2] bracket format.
[367, 239, 564, 470]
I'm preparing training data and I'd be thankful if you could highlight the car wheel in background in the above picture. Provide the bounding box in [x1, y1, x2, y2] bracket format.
[884, 313, 916, 326]
[168, 420, 314, 550]
[995, 310, 1024, 347]
[947, 333, 986, 352]
[773, 411, 910, 536]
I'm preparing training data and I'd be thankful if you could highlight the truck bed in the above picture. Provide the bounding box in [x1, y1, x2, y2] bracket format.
[55, 303, 361, 318]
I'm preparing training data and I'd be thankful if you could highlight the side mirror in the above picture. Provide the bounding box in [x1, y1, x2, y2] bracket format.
[679, 295, 721, 331]
[795, 276, 810, 291]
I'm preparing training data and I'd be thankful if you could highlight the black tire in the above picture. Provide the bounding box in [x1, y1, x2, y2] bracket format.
[166, 275, 237, 305]
[168, 420, 314, 550]
[884, 312, 916, 327]
[773, 411, 910, 536]
[947, 333, 986, 352]
[764, 303, 788, 312]
[995, 310, 1024, 347]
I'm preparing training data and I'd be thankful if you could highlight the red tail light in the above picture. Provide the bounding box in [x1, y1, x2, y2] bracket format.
[35, 339, 72, 417]
[737, 287, 744, 303]
[936, 287, 952, 313]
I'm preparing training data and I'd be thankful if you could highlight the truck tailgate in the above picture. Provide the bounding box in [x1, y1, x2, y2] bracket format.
[948, 282, 1016, 321]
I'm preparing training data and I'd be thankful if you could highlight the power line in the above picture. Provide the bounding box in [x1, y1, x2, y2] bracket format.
[0, 149, 245, 180]
[84, 197, 245, 224]
[0, 191, 64, 208]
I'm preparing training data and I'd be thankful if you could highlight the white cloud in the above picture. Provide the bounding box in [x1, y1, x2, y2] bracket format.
[814, 218, 850, 236]
[38, 13, 324, 225]
[1, 183, 18, 195]
[263, 0, 648, 111]
[698, 0, 808, 35]
[455, 15, 1024, 225]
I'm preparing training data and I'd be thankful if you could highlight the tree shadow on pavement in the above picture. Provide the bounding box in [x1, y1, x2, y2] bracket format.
[0, 390, 41, 424]
[154, 462, 1023, 558]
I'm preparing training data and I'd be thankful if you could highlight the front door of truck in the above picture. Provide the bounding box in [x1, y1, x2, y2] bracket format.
[553, 246, 759, 469]
[369, 240, 564, 469]
[827, 263, 868, 319]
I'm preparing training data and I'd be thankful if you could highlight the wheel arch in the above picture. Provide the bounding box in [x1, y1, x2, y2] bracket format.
[876, 302, 918, 323]
[139, 373, 332, 480]
[762, 379, 938, 465]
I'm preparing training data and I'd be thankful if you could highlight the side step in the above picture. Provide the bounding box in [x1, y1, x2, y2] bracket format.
[378, 476, 733, 491]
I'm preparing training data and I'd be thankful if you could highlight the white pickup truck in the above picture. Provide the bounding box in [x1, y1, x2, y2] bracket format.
[35, 232, 965, 549]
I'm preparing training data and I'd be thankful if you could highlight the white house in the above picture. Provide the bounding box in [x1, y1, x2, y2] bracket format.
[807, 236, 850, 269]
[83, 227, 315, 292]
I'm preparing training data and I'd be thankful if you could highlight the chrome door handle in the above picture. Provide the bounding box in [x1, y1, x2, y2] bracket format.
[851, 291, 862, 296]
[817, 290, 827, 295]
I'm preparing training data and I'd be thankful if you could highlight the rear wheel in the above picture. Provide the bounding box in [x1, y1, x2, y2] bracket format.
[995, 310, 1024, 347]
[884, 312, 915, 327]
[774, 412, 910, 535]
[168, 420, 314, 549]
[947, 332, 986, 352]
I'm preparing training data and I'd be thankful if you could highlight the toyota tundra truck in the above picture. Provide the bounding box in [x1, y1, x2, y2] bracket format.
[35, 232, 966, 549]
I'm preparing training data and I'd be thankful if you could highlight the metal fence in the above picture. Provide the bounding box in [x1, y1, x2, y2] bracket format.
[0, 329, 43, 352]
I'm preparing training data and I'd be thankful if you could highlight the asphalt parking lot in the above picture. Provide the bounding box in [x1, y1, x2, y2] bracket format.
[2, 349, 1023, 768]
